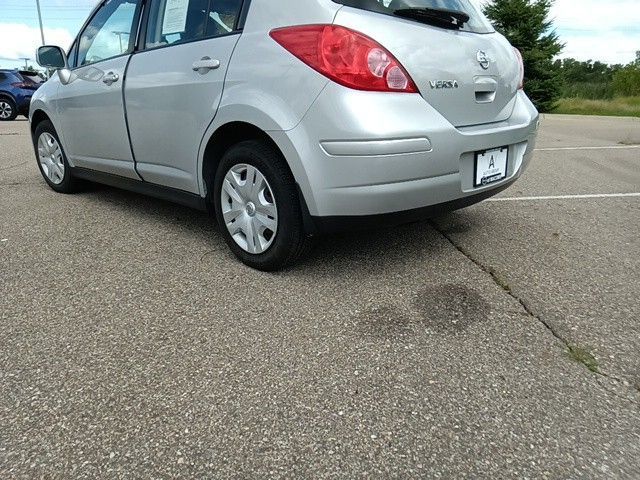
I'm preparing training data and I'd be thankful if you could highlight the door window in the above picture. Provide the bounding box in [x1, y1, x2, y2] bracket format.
[77, 0, 143, 67]
[145, 0, 244, 49]
[67, 41, 78, 68]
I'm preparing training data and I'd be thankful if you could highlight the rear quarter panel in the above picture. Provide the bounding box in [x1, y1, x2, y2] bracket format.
[198, 0, 342, 194]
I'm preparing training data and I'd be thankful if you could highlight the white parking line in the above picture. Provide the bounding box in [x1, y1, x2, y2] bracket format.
[488, 193, 640, 202]
[535, 145, 640, 151]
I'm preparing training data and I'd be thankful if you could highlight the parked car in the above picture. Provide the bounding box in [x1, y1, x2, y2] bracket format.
[32, 0, 538, 270]
[0, 69, 41, 121]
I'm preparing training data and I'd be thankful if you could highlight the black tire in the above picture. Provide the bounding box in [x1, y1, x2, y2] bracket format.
[33, 120, 79, 193]
[0, 97, 18, 121]
[213, 140, 313, 271]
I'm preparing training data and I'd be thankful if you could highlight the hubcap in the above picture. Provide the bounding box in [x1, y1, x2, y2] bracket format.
[37, 132, 65, 185]
[221, 164, 278, 255]
[0, 101, 12, 119]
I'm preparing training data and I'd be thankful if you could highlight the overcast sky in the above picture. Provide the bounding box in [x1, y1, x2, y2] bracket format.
[0, 0, 638, 69]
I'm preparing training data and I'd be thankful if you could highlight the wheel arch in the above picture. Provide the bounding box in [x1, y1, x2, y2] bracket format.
[0, 91, 16, 102]
[30, 109, 51, 135]
[0, 93, 18, 119]
[202, 121, 278, 195]
[199, 120, 314, 214]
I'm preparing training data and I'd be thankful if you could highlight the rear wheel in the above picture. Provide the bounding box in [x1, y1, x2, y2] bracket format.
[0, 98, 18, 121]
[33, 120, 78, 193]
[213, 140, 312, 271]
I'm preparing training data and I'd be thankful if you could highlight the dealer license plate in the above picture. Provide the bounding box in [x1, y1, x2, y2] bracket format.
[475, 146, 508, 187]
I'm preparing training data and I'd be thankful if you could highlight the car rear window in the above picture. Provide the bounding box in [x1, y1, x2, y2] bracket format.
[0, 71, 17, 82]
[333, 0, 494, 34]
[17, 71, 43, 84]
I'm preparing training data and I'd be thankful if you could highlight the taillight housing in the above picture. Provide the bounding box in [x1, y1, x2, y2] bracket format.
[11, 82, 30, 89]
[513, 47, 524, 90]
[270, 25, 418, 93]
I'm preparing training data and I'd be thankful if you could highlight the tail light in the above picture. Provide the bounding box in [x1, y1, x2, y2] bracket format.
[270, 25, 418, 93]
[11, 82, 31, 89]
[513, 48, 524, 90]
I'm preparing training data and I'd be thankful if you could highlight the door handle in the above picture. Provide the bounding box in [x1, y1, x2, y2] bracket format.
[102, 72, 119, 85]
[192, 57, 220, 73]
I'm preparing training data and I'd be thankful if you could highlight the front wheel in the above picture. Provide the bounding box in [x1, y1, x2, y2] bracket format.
[213, 140, 312, 271]
[33, 120, 78, 193]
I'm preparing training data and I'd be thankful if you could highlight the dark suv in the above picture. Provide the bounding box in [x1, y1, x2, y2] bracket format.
[0, 70, 42, 121]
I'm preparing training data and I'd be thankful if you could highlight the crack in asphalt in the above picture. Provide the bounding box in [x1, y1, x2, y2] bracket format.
[430, 220, 640, 406]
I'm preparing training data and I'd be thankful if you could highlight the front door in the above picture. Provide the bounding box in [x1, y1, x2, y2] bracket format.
[56, 0, 143, 179]
[124, 0, 244, 193]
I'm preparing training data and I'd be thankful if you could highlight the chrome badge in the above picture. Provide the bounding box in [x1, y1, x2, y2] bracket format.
[429, 80, 459, 90]
[477, 50, 490, 70]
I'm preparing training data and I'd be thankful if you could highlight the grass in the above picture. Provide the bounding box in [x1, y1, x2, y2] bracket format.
[566, 345, 600, 374]
[553, 97, 640, 118]
[487, 267, 511, 293]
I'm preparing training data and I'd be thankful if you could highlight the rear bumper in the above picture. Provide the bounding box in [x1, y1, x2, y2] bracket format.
[309, 176, 517, 234]
[274, 85, 538, 221]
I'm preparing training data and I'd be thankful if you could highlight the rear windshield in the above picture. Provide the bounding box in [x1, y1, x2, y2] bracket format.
[333, 0, 494, 34]
[18, 71, 43, 84]
[0, 71, 19, 82]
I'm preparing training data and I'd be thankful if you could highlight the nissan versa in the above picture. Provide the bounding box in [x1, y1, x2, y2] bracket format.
[31, 0, 539, 270]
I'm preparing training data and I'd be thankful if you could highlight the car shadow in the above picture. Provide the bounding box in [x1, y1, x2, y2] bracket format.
[294, 218, 454, 276]
[76, 182, 216, 243]
[76, 182, 465, 274]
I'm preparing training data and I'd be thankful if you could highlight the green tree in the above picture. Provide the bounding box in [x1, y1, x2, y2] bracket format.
[483, 0, 564, 112]
[613, 65, 640, 96]
[553, 58, 622, 99]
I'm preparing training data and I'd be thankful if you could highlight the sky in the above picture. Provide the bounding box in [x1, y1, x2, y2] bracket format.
[549, 0, 640, 65]
[0, 0, 638, 70]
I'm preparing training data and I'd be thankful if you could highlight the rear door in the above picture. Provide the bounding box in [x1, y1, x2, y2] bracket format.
[124, 0, 244, 193]
[56, 0, 143, 179]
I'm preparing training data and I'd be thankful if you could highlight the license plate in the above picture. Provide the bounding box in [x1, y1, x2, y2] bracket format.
[474, 146, 508, 187]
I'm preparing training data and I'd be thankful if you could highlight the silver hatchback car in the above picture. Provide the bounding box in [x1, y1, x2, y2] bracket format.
[32, 0, 538, 270]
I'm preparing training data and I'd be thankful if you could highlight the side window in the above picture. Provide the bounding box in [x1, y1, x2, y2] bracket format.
[145, 0, 243, 49]
[0, 73, 6, 83]
[207, 0, 244, 35]
[77, 0, 142, 67]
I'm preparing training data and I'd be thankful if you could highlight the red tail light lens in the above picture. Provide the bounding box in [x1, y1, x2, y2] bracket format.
[513, 48, 524, 90]
[11, 82, 30, 89]
[270, 25, 418, 93]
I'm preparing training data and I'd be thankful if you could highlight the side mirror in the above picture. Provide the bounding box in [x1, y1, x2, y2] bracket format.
[37, 45, 76, 85]
[36, 45, 67, 69]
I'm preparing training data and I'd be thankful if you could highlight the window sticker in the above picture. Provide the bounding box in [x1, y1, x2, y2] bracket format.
[162, 0, 189, 35]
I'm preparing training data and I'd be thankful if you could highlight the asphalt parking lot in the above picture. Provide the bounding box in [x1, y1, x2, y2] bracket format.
[1, 114, 639, 478]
